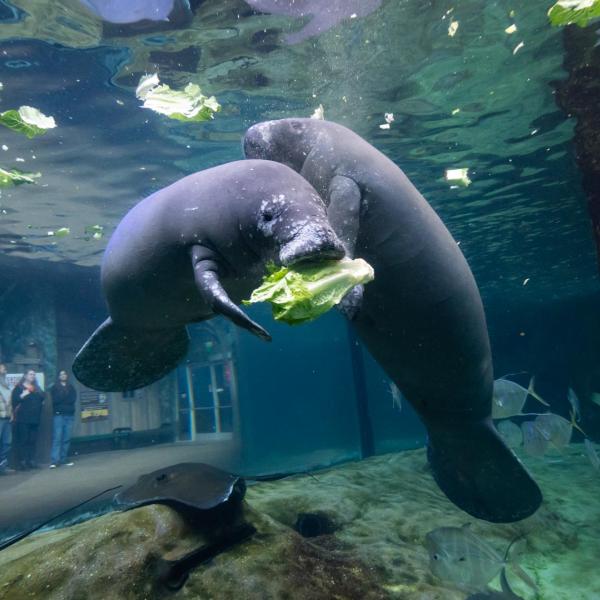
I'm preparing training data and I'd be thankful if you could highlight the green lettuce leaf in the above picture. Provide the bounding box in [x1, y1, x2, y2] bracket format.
[548, 0, 600, 27]
[135, 74, 221, 122]
[244, 257, 374, 325]
[0, 167, 41, 186]
[0, 107, 56, 138]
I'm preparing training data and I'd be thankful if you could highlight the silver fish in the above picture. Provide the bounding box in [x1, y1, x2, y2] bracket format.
[466, 569, 524, 599]
[584, 439, 600, 470]
[567, 388, 580, 422]
[521, 421, 548, 457]
[492, 377, 548, 420]
[534, 413, 572, 452]
[244, 0, 382, 44]
[388, 380, 402, 412]
[425, 525, 534, 594]
[495, 420, 523, 449]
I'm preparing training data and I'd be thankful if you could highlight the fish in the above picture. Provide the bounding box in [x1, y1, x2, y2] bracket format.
[243, 0, 382, 45]
[584, 439, 600, 470]
[387, 380, 402, 412]
[521, 421, 548, 457]
[466, 569, 524, 599]
[567, 388, 581, 422]
[591, 393, 600, 407]
[534, 412, 585, 452]
[495, 420, 523, 449]
[425, 524, 535, 594]
[492, 376, 548, 420]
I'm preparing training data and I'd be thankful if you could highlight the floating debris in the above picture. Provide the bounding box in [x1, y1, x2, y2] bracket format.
[451, 108, 461, 115]
[85, 224, 104, 239]
[135, 73, 220, 122]
[445, 167, 471, 187]
[311, 104, 324, 120]
[548, 0, 600, 27]
[53, 227, 70, 237]
[0, 167, 41, 186]
[448, 20, 459, 37]
[0, 106, 56, 138]
[513, 41, 525, 55]
[505, 24, 518, 34]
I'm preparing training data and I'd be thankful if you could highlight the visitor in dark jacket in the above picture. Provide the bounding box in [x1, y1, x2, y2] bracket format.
[11, 369, 44, 470]
[49, 370, 77, 468]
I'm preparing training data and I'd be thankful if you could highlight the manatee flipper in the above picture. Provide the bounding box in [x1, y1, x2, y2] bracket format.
[426, 418, 542, 523]
[73, 318, 189, 392]
[327, 175, 364, 319]
[191, 246, 272, 342]
[326, 175, 361, 258]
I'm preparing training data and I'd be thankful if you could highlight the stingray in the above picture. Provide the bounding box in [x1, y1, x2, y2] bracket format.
[115, 463, 253, 590]
[244, 0, 382, 45]
[115, 462, 246, 523]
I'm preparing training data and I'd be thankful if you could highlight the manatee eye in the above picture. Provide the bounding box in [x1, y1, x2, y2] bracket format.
[263, 212, 274, 222]
[458, 556, 466, 562]
[433, 554, 440, 561]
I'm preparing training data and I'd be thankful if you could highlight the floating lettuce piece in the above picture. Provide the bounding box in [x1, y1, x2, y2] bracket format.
[0, 167, 40, 186]
[244, 257, 374, 325]
[548, 0, 600, 26]
[0, 106, 56, 138]
[445, 167, 471, 187]
[85, 224, 104, 239]
[52, 227, 70, 237]
[135, 74, 220, 122]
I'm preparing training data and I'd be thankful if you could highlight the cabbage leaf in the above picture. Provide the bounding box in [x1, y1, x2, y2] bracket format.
[244, 257, 374, 325]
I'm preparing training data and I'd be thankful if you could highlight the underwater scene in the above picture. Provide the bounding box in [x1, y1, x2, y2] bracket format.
[0, 0, 599, 598]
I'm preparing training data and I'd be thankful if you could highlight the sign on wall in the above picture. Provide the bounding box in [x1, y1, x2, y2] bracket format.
[7, 372, 45, 391]
[80, 390, 109, 421]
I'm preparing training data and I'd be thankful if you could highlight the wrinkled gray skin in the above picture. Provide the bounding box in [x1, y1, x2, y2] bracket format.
[102, 159, 343, 336]
[244, 0, 382, 44]
[73, 159, 344, 391]
[243, 119, 542, 523]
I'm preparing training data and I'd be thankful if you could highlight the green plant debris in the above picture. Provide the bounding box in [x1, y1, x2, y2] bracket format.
[548, 0, 600, 27]
[0, 106, 56, 138]
[0, 167, 41, 186]
[85, 224, 104, 239]
[244, 257, 374, 325]
[135, 73, 220, 122]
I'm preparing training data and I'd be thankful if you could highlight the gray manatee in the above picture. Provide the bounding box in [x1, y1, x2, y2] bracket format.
[244, 0, 382, 44]
[73, 159, 344, 392]
[243, 118, 542, 523]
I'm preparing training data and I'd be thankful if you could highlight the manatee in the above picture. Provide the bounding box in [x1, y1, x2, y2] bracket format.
[243, 118, 542, 523]
[244, 0, 382, 45]
[73, 159, 344, 392]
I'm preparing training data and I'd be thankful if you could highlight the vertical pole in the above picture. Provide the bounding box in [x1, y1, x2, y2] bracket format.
[185, 365, 196, 441]
[210, 364, 221, 433]
[346, 323, 374, 458]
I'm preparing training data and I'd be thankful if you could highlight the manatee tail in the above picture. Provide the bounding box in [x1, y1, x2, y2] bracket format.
[72, 317, 189, 392]
[426, 417, 542, 523]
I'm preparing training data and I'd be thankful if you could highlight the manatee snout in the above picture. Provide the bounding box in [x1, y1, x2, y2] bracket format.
[243, 122, 273, 160]
[279, 223, 345, 266]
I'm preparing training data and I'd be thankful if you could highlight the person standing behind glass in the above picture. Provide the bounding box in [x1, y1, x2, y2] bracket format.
[0, 364, 13, 475]
[11, 369, 44, 470]
[49, 370, 77, 468]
